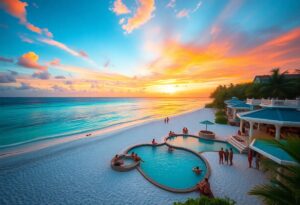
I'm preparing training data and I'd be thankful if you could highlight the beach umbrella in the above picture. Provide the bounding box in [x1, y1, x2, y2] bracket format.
[200, 120, 214, 131]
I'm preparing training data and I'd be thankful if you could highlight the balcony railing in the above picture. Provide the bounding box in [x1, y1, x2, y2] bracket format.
[246, 98, 261, 105]
[246, 98, 300, 108]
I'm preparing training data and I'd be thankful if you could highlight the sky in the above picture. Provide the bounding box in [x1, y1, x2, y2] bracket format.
[0, 0, 300, 97]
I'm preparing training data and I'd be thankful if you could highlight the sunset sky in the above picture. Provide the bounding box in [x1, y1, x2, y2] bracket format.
[0, 0, 300, 97]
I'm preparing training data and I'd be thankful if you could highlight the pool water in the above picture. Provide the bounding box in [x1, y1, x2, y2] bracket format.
[128, 145, 206, 190]
[167, 136, 238, 153]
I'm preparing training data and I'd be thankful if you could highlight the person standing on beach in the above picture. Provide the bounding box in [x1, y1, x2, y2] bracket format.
[218, 148, 224, 164]
[248, 149, 253, 168]
[224, 149, 229, 165]
[166, 117, 169, 123]
[229, 148, 234, 165]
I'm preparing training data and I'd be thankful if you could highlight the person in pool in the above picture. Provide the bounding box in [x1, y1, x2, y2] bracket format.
[193, 166, 202, 175]
[168, 146, 174, 152]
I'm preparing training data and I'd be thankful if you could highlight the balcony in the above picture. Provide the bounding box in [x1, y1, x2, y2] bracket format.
[246, 98, 300, 108]
[246, 98, 261, 105]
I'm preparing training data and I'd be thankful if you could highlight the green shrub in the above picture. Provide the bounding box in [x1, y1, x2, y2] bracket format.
[215, 110, 225, 116]
[174, 196, 235, 205]
[205, 103, 214, 108]
[215, 115, 227, 124]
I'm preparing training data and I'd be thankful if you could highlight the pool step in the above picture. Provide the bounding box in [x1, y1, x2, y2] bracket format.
[228, 136, 249, 154]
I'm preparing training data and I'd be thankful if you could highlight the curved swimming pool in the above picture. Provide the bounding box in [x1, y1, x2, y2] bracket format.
[166, 135, 238, 153]
[128, 145, 207, 191]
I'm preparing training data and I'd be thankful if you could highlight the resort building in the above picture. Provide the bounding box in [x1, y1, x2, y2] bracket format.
[224, 97, 252, 126]
[227, 98, 300, 154]
[253, 73, 300, 84]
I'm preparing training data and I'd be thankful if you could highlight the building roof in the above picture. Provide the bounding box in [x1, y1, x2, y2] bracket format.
[224, 97, 243, 105]
[250, 139, 297, 165]
[228, 102, 251, 109]
[238, 108, 300, 126]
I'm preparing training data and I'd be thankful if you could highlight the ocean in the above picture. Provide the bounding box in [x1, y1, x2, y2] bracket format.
[0, 97, 210, 148]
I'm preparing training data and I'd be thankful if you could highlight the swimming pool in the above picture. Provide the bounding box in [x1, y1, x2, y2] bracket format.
[128, 145, 207, 191]
[166, 135, 238, 153]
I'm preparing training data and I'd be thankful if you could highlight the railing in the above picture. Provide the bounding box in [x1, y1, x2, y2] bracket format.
[247, 98, 300, 108]
[246, 98, 261, 105]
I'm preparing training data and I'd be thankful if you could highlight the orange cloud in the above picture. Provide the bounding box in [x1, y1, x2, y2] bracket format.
[112, 0, 131, 15]
[18, 51, 47, 70]
[119, 0, 155, 33]
[142, 26, 300, 93]
[0, 0, 52, 36]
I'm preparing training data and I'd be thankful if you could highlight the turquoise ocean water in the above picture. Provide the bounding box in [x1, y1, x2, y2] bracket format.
[0, 98, 209, 148]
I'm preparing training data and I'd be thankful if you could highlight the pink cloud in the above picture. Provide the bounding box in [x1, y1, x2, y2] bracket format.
[19, 34, 34, 43]
[166, 0, 176, 8]
[18, 51, 47, 70]
[112, 0, 131, 15]
[43, 28, 53, 38]
[0, 0, 52, 36]
[79, 51, 89, 58]
[120, 0, 155, 33]
[49, 58, 61, 66]
[176, 9, 189, 18]
[39, 38, 82, 57]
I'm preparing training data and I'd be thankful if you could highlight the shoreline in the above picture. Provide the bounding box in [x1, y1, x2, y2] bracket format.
[0, 105, 205, 160]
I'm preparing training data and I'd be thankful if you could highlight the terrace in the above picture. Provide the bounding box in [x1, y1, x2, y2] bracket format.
[246, 98, 300, 109]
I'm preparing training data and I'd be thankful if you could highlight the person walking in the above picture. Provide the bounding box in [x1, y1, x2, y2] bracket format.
[229, 148, 234, 166]
[224, 149, 229, 165]
[218, 148, 224, 164]
[248, 149, 253, 168]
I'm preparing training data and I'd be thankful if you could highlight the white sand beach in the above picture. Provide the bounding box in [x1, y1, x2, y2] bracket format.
[0, 108, 267, 205]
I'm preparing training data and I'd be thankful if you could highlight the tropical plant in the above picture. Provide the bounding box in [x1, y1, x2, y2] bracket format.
[248, 138, 300, 205]
[259, 68, 295, 98]
[173, 196, 235, 205]
[215, 115, 227, 124]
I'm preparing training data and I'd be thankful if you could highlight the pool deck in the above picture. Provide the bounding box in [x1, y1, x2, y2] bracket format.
[0, 108, 267, 205]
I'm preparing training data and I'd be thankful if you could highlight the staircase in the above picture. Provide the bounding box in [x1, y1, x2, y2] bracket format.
[228, 135, 249, 154]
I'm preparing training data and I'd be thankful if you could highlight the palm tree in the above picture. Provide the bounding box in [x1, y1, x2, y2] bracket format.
[248, 138, 300, 205]
[259, 68, 294, 98]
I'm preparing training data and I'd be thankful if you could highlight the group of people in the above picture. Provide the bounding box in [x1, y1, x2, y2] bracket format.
[182, 127, 189, 134]
[218, 147, 234, 165]
[131, 152, 144, 162]
[168, 131, 175, 136]
[164, 117, 170, 124]
[112, 154, 124, 166]
[248, 149, 261, 169]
